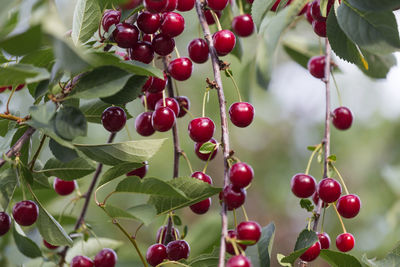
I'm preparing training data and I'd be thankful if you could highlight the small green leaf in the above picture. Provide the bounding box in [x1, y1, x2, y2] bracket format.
[0, 64, 50, 86]
[199, 141, 217, 154]
[65, 238, 123, 262]
[0, 167, 17, 210]
[71, 0, 102, 45]
[98, 162, 144, 188]
[101, 75, 147, 104]
[327, 154, 337, 162]
[29, 103, 56, 125]
[172, 215, 182, 226]
[49, 138, 79, 163]
[251, 0, 276, 31]
[320, 250, 362, 267]
[0, 25, 42, 56]
[13, 226, 42, 258]
[300, 199, 314, 212]
[54, 106, 87, 141]
[277, 254, 292, 267]
[52, 37, 90, 74]
[307, 145, 317, 151]
[280, 229, 318, 264]
[37, 158, 95, 180]
[103, 204, 157, 225]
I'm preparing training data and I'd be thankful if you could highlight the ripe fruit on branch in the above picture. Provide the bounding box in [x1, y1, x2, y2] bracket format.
[318, 232, 331, 249]
[188, 117, 215, 143]
[188, 38, 210, 64]
[229, 162, 254, 188]
[141, 91, 163, 110]
[312, 191, 328, 208]
[207, 0, 229, 11]
[312, 20, 327, 37]
[43, 240, 59, 250]
[232, 14, 254, 37]
[191, 171, 213, 184]
[53, 177, 76, 196]
[146, 244, 167, 266]
[204, 10, 222, 25]
[166, 240, 190, 261]
[168, 57, 193, 81]
[160, 12, 185, 37]
[226, 255, 252, 267]
[332, 106, 353, 130]
[144, 0, 168, 13]
[155, 97, 180, 117]
[127, 162, 148, 178]
[194, 138, 218, 161]
[12, 200, 39, 226]
[213, 30, 236, 56]
[71, 255, 94, 267]
[299, 241, 321, 262]
[156, 226, 180, 244]
[310, 0, 326, 21]
[307, 55, 326, 79]
[130, 41, 154, 64]
[190, 198, 212, 214]
[102, 10, 121, 32]
[290, 173, 316, 198]
[176, 96, 190, 118]
[221, 184, 246, 210]
[151, 106, 176, 132]
[94, 248, 118, 267]
[336, 233, 355, 252]
[135, 112, 156, 137]
[137, 11, 161, 34]
[226, 230, 247, 255]
[101, 106, 127, 133]
[0, 212, 11, 236]
[152, 34, 175, 56]
[336, 194, 361, 218]
[236, 221, 262, 245]
[229, 102, 255, 128]
[112, 23, 139, 48]
[317, 178, 342, 203]
[164, 0, 178, 12]
[177, 0, 195, 11]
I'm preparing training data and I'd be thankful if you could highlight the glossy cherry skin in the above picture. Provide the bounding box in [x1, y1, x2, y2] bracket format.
[0, 212, 11, 236]
[222, 184, 246, 210]
[144, 0, 168, 13]
[312, 191, 328, 208]
[137, 11, 161, 34]
[226, 230, 247, 255]
[102, 10, 121, 32]
[336, 233, 355, 252]
[152, 106, 176, 132]
[101, 106, 127, 133]
[113, 23, 139, 48]
[166, 240, 190, 261]
[53, 178, 76, 196]
[71, 255, 94, 267]
[332, 107, 353, 130]
[213, 30, 236, 56]
[300, 241, 321, 262]
[207, 0, 228, 11]
[94, 248, 117, 267]
[127, 162, 148, 178]
[177, 0, 195, 11]
[318, 232, 331, 249]
[317, 178, 342, 203]
[135, 112, 156, 137]
[188, 38, 210, 64]
[148, 73, 168, 93]
[156, 226, 180, 244]
[142, 92, 163, 110]
[188, 117, 215, 143]
[168, 57, 193, 81]
[190, 198, 212, 214]
[130, 41, 154, 64]
[310, 0, 326, 21]
[232, 14, 254, 37]
[43, 239, 59, 250]
[176, 96, 190, 118]
[337, 194, 361, 219]
[120, 0, 142, 9]
[191, 171, 213, 184]
[229, 102, 255, 128]
[227, 255, 252, 267]
[146, 244, 167, 266]
[229, 162, 254, 188]
[308, 55, 326, 79]
[312, 20, 327, 37]
[155, 97, 180, 117]
[291, 173, 316, 198]
[12, 200, 39, 226]
[194, 138, 218, 161]
[160, 12, 185, 37]
[164, 0, 178, 12]
[204, 10, 222, 25]
[236, 221, 261, 245]
[152, 34, 175, 56]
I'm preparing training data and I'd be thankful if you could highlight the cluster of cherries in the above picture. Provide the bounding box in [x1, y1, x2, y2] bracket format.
[71, 248, 118, 267]
[0, 84, 25, 93]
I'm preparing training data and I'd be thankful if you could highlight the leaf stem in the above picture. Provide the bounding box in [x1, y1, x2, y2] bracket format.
[29, 135, 47, 171]
[210, 10, 223, 31]
[330, 71, 342, 107]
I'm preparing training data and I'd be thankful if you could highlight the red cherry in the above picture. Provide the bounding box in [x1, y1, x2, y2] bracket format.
[135, 112, 156, 137]
[188, 38, 210, 64]
[307, 55, 326, 79]
[229, 102, 255, 128]
[142, 77, 153, 92]
[204, 10, 222, 25]
[160, 12, 185, 37]
[146, 244, 167, 266]
[190, 198, 212, 214]
[312, 191, 328, 208]
[300, 241, 321, 262]
[102, 10, 121, 32]
[137, 11, 161, 34]
[101, 106, 127, 133]
[166, 240, 190, 261]
[318, 232, 331, 249]
[207, 0, 228, 11]
[177, 0, 195, 11]
[12, 200, 39, 226]
[147, 73, 168, 93]
[53, 178, 76, 196]
[222, 184, 246, 210]
[120, 0, 142, 9]
[0, 86, 10, 93]
[164, 0, 178, 11]
[213, 30, 236, 56]
[226, 255, 252, 267]
[142, 92, 163, 110]
[236, 221, 261, 245]
[152, 34, 175, 56]
[312, 20, 327, 37]
[317, 178, 342, 203]
[155, 226, 180, 244]
[337, 194, 361, 219]
[130, 41, 154, 64]
[168, 57, 193, 81]
[152, 106, 176, 132]
[336, 233, 355, 252]
[229, 162, 254, 188]
[306, 3, 314, 24]
[113, 23, 139, 48]
[176, 96, 190, 118]
[0, 212, 11, 236]
[144, 0, 168, 13]
[194, 138, 218, 161]
[310, 0, 326, 21]
[188, 117, 215, 143]
[71, 255, 94, 267]
[94, 248, 117, 267]
[155, 97, 180, 116]
[226, 230, 247, 255]
[14, 84, 25, 91]
[43, 240, 59, 250]
[191, 171, 213, 184]
[332, 106, 353, 130]
[232, 14, 254, 37]
[127, 162, 148, 178]
[291, 173, 317, 198]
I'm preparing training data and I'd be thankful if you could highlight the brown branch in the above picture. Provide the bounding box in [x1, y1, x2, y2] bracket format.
[0, 113, 30, 122]
[194, 2, 231, 266]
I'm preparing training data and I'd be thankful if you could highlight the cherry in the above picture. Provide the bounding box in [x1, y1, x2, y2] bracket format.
[164, 0, 178, 12]
[207, 0, 228, 11]
[135, 112, 156, 137]
[299, 241, 321, 262]
[177, 0, 195, 11]
[176, 96, 190, 118]
[232, 14, 254, 37]
[120, 0, 142, 9]
[226, 255, 252, 267]
[317, 178, 342, 203]
[271, 0, 282, 11]
[130, 41, 154, 64]
[194, 138, 218, 161]
[113, 23, 139, 48]
[191, 171, 213, 184]
[0, 86, 10, 93]
[101, 106, 127, 133]
[102, 10, 121, 32]
[318, 232, 331, 249]
[0, 212, 11, 236]
[127, 162, 148, 178]
[144, 0, 168, 13]
[152, 34, 175, 56]
[229, 162, 254, 188]
[226, 230, 247, 255]
[337, 194, 361, 219]
[152, 106, 176, 132]
[188, 38, 210, 64]
[190, 198, 212, 214]
[312, 20, 327, 37]
[15, 84, 25, 91]
[307, 55, 326, 79]
[332, 107, 353, 130]
[12, 200, 39, 226]
[71, 255, 94, 267]
[290, 173, 317, 198]
[229, 102, 255, 128]
[143, 34, 153, 42]
[204, 10, 222, 25]
[310, 0, 326, 21]
[312, 191, 328, 208]
[146, 244, 167, 266]
[188, 117, 215, 143]
[168, 57, 193, 81]
[213, 30, 236, 56]
[142, 91, 163, 110]
[246, 0, 254, 3]
[236, 221, 261, 245]
[160, 12, 185, 37]
[166, 240, 190, 261]
[148, 73, 168, 93]
[222, 184, 246, 210]
[53, 177, 76, 196]
[155, 97, 180, 117]
[94, 248, 117, 267]
[43, 239, 59, 250]
[137, 11, 161, 34]
[156, 226, 180, 243]
[336, 233, 355, 252]
[306, 4, 314, 24]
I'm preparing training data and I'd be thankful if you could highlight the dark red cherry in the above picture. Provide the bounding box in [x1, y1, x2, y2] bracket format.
[194, 138, 218, 161]
[130, 41, 154, 64]
[236, 221, 261, 245]
[306, 3, 314, 24]
[176, 96, 190, 118]
[156, 226, 180, 244]
[120, 0, 142, 9]
[137, 11, 161, 34]
[168, 57, 193, 81]
[188, 38, 209, 64]
[336, 233, 355, 252]
[312, 191, 328, 208]
[229, 162, 254, 188]
[144, 0, 168, 13]
[300, 241, 321, 262]
[142, 92, 163, 110]
[164, 0, 178, 11]
[155, 97, 180, 116]
[127, 162, 148, 178]
[190, 198, 211, 214]
[226, 255, 252, 267]
[229, 102, 254, 128]
[317, 178, 342, 203]
[71, 255, 94, 267]
[271, 0, 281, 11]
[191, 171, 212, 184]
[113, 23, 139, 48]
[204, 10, 222, 25]
[12, 200, 39, 226]
[0, 212, 11, 236]
[146, 244, 167, 266]
[188, 117, 215, 143]
[207, 0, 228, 11]
[152, 106, 176, 132]
[177, 0, 195, 11]
[143, 77, 153, 92]
[135, 112, 156, 137]
[0, 86, 10, 93]
[94, 248, 117, 267]
[160, 12, 185, 37]
[337, 194, 361, 219]
[213, 30, 236, 56]
[232, 14, 254, 37]
[14, 84, 25, 91]
[226, 230, 247, 255]
[43, 240, 59, 250]
[312, 20, 327, 37]
[102, 10, 121, 32]
[291, 173, 316, 198]
[101, 106, 127, 133]
[307, 55, 326, 79]
[152, 34, 175, 56]
[332, 107, 353, 130]
[318, 232, 331, 249]
[53, 178, 76, 196]
[166, 240, 190, 261]
[148, 73, 168, 93]
[310, 0, 326, 21]
[222, 184, 246, 210]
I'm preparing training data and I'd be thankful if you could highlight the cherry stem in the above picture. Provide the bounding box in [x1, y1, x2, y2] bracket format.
[330, 71, 343, 107]
[241, 206, 249, 222]
[233, 209, 238, 228]
[158, 261, 190, 267]
[174, 46, 181, 58]
[162, 90, 166, 107]
[181, 151, 194, 174]
[227, 237, 240, 256]
[143, 94, 148, 112]
[237, 0, 244, 15]
[321, 206, 326, 233]
[29, 134, 47, 171]
[5, 85, 17, 114]
[125, 124, 133, 140]
[202, 143, 217, 173]
[304, 143, 322, 175]
[331, 164, 350, 195]
[182, 107, 195, 119]
[332, 203, 347, 233]
[225, 70, 242, 102]
[202, 90, 208, 118]
[210, 10, 223, 32]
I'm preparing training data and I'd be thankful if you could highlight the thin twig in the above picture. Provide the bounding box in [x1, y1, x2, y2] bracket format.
[29, 135, 47, 171]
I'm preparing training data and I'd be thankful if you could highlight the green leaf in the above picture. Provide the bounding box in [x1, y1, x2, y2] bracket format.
[37, 158, 95, 180]
[0, 25, 42, 56]
[362, 242, 400, 266]
[280, 229, 318, 264]
[71, 0, 101, 45]
[29, 103, 56, 125]
[359, 51, 397, 79]
[26, 119, 75, 149]
[11, 127, 30, 164]
[98, 162, 144, 188]
[300, 199, 314, 212]
[54, 106, 87, 141]
[101, 75, 147, 104]
[251, 0, 276, 31]
[49, 138, 79, 163]
[52, 37, 90, 74]
[0, 64, 50, 86]
[74, 139, 166, 165]
[346, 0, 400, 12]
[20, 48, 55, 69]
[282, 40, 319, 69]
[13, 226, 42, 258]
[0, 167, 17, 210]
[17, 163, 33, 185]
[320, 250, 362, 267]
[80, 99, 111, 123]
[199, 141, 217, 154]
[65, 238, 123, 262]
[247, 222, 276, 267]
[277, 254, 292, 267]
[0, 10, 19, 37]
[104, 204, 156, 225]
[188, 247, 221, 267]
